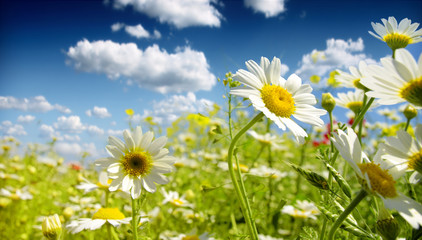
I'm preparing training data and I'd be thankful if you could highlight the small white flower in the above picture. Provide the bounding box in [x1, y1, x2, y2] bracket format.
[247, 130, 287, 150]
[369, 17, 422, 49]
[76, 171, 110, 194]
[66, 208, 131, 234]
[249, 165, 287, 179]
[231, 56, 326, 143]
[95, 126, 175, 199]
[281, 200, 320, 220]
[335, 61, 369, 90]
[161, 189, 193, 208]
[0, 186, 32, 200]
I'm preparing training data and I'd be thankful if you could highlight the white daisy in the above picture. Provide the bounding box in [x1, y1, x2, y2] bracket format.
[335, 61, 369, 90]
[369, 17, 422, 50]
[247, 130, 287, 150]
[334, 90, 367, 114]
[231, 56, 326, 143]
[331, 127, 422, 229]
[281, 200, 320, 220]
[0, 186, 32, 200]
[249, 165, 288, 179]
[95, 126, 175, 199]
[379, 124, 422, 175]
[361, 48, 422, 107]
[161, 189, 193, 208]
[66, 208, 131, 234]
[76, 171, 110, 194]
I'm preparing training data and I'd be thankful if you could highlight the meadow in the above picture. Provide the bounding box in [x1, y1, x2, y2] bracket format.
[1, 16, 421, 240]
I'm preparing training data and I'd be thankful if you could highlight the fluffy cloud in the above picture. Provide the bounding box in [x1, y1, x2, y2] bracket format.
[85, 106, 111, 118]
[39, 124, 56, 138]
[295, 38, 376, 81]
[112, 23, 161, 39]
[54, 142, 100, 159]
[0, 96, 71, 113]
[140, 92, 213, 125]
[112, 0, 222, 29]
[86, 125, 105, 136]
[244, 0, 286, 18]
[66, 39, 216, 93]
[17, 115, 35, 123]
[0, 121, 26, 136]
[107, 129, 124, 136]
[53, 115, 85, 133]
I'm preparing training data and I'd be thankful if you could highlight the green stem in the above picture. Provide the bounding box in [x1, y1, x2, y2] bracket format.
[107, 223, 113, 240]
[405, 118, 411, 132]
[131, 198, 138, 240]
[228, 112, 263, 240]
[357, 94, 368, 144]
[327, 189, 368, 240]
[351, 98, 375, 129]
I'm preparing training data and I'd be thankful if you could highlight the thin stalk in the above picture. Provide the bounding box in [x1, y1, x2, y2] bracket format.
[327, 189, 368, 240]
[227, 112, 263, 240]
[405, 118, 411, 131]
[357, 94, 368, 144]
[131, 198, 138, 240]
[351, 98, 375, 129]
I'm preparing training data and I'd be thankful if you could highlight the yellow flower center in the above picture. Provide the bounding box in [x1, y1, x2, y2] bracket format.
[358, 163, 397, 198]
[408, 149, 422, 174]
[92, 208, 125, 220]
[121, 151, 153, 177]
[182, 236, 200, 240]
[170, 199, 185, 207]
[400, 77, 422, 107]
[261, 85, 295, 118]
[96, 179, 113, 189]
[345, 101, 363, 114]
[10, 193, 20, 201]
[383, 33, 412, 49]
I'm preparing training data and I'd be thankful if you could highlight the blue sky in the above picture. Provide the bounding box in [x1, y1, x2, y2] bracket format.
[1, 0, 421, 161]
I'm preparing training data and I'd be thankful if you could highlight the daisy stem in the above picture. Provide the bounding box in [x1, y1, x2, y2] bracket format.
[327, 189, 368, 240]
[405, 118, 411, 131]
[351, 98, 375, 129]
[357, 94, 368, 144]
[227, 112, 263, 240]
[131, 198, 139, 240]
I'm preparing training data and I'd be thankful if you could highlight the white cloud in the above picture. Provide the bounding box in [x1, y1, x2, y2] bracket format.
[280, 63, 289, 76]
[107, 129, 124, 136]
[85, 106, 111, 118]
[112, 0, 222, 29]
[244, 0, 286, 18]
[66, 39, 216, 93]
[0, 121, 26, 136]
[125, 24, 151, 39]
[39, 124, 56, 138]
[295, 38, 376, 81]
[86, 125, 105, 136]
[140, 92, 213, 125]
[54, 142, 82, 157]
[63, 134, 81, 142]
[0, 96, 71, 113]
[17, 115, 35, 123]
[111, 22, 125, 32]
[53, 115, 85, 133]
[153, 29, 161, 39]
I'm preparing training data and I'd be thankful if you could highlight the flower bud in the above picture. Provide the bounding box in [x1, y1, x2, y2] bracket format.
[321, 93, 336, 113]
[376, 206, 400, 240]
[42, 214, 62, 240]
[403, 104, 417, 120]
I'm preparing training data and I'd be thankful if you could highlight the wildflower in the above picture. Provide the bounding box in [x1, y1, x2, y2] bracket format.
[369, 17, 422, 50]
[161, 189, 193, 208]
[281, 200, 320, 220]
[336, 61, 369, 90]
[376, 205, 400, 240]
[66, 208, 131, 234]
[95, 126, 175, 199]
[361, 49, 422, 107]
[76, 171, 111, 194]
[334, 90, 369, 114]
[125, 109, 134, 116]
[321, 93, 336, 113]
[247, 130, 286, 150]
[42, 214, 62, 240]
[331, 127, 422, 228]
[379, 124, 422, 175]
[249, 165, 288, 179]
[0, 187, 32, 200]
[230, 56, 326, 143]
[403, 104, 417, 120]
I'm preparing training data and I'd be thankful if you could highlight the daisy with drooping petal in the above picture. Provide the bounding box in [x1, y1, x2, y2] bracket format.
[247, 130, 287, 150]
[379, 124, 422, 175]
[161, 189, 193, 208]
[95, 126, 175, 199]
[369, 17, 422, 50]
[334, 90, 368, 114]
[361, 49, 422, 108]
[76, 171, 111, 194]
[335, 61, 369, 90]
[281, 200, 320, 220]
[230, 57, 326, 143]
[249, 165, 288, 179]
[66, 208, 131, 234]
[331, 127, 422, 229]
